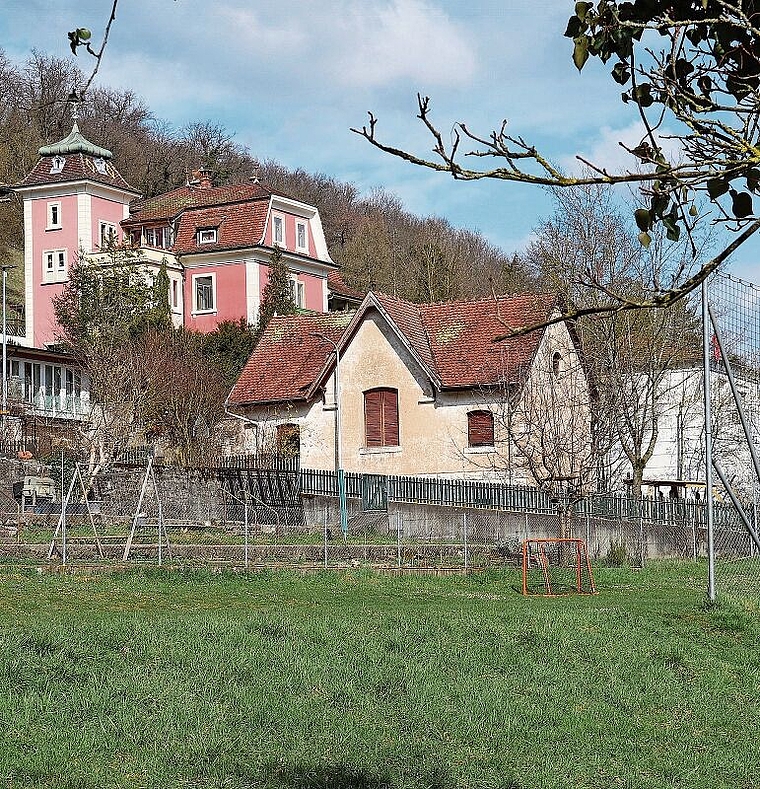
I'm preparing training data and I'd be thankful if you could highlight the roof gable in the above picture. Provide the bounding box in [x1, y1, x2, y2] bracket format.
[228, 312, 355, 406]
[229, 291, 560, 407]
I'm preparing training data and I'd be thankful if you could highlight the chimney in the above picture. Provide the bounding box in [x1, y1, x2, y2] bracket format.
[190, 167, 214, 189]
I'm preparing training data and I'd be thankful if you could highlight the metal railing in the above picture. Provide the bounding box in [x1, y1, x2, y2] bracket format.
[30, 393, 91, 418]
[300, 467, 746, 530]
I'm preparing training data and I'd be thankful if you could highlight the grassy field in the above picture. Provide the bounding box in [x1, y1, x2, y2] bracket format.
[0, 564, 757, 789]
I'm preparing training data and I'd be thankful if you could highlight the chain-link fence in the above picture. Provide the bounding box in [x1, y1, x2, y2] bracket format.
[706, 272, 760, 601]
[0, 456, 756, 601]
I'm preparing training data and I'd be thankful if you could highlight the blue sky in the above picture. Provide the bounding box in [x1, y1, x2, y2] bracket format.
[2, 0, 759, 282]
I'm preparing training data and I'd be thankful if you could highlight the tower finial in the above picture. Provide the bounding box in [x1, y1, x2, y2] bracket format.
[67, 88, 82, 122]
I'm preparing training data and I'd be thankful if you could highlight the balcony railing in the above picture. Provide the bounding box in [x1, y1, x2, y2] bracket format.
[29, 393, 91, 419]
[1, 319, 25, 338]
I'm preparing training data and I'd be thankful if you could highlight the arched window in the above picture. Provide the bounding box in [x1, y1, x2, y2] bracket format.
[552, 351, 562, 377]
[276, 423, 300, 456]
[364, 388, 399, 447]
[467, 410, 494, 447]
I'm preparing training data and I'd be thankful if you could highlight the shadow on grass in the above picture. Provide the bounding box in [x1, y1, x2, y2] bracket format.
[258, 762, 523, 789]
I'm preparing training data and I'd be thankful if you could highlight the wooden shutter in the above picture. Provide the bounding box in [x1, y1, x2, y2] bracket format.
[468, 410, 494, 447]
[365, 390, 383, 447]
[382, 389, 399, 446]
[364, 388, 399, 447]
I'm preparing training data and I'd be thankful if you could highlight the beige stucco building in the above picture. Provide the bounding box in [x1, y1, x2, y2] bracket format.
[227, 291, 592, 488]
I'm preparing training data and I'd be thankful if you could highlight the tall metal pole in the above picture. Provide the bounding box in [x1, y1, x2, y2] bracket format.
[311, 333, 348, 538]
[244, 496, 249, 568]
[701, 279, 716, 602]
[2, 266, 8, 431]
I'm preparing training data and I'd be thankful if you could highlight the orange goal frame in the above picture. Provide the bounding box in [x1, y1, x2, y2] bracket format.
[521, 538, 597, 597]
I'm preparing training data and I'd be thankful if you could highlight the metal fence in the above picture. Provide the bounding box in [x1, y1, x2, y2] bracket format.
[0, 460, 756, 599]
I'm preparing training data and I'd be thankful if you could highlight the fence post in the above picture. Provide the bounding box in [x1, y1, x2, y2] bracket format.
[463, 511, 468, 573]
[324, 507, 328, 570]
[397, 511, 402, 570]
[585, 511, 590, 550]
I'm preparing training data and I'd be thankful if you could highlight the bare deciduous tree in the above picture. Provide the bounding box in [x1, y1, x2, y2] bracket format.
[353, 1, 760, 317]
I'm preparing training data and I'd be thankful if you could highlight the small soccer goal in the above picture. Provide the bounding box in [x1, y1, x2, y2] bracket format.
[522, 538, 597, 597]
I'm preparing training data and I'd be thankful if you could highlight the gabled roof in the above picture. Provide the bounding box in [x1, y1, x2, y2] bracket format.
[419, 292, 557, 389]
[123, 182, 288, 225]
[228, 291, 560, 406]
[228, 312, 355, 406]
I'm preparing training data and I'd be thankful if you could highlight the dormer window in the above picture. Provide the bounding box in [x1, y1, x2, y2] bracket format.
[296, 221, 307, 252]
[46, 202, 62, 230]
[197, 227, 217, 245]
[93, 157, 107, 175]
[50, 156, 65, 174]
[272, 214, 284, 246]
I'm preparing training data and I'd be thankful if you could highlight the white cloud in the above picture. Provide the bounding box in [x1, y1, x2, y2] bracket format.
[559, 120, 684, 177]
[329, 0, 477, 88]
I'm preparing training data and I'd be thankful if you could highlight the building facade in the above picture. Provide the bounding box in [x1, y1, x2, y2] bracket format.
[227, 292, 593, 487]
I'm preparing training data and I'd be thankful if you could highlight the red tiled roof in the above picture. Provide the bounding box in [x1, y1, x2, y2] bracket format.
[374, 293, 437, 374]
[327, 270, 365, 301]
[230, 292, 560, 406]
[15, 153, 136, 193]
[419, 292, 557, 388]
[228, 312, 355, 405]
[171, 201, 270, 254]
[124, 182, 288, 225]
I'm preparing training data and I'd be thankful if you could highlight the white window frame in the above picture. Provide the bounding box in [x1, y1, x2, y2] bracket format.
[42, 248, 67, 283]
[192, 272, 216, 314]
[46, 202, 62, 230]
[197, 227, 217, 245]
[272, 214, 285, 247]
[295, 220, 308, 252]
[296, 280, 305, 308]
[99, 221, 118, 248]
[170, 278, 181, 311]
[50, 156, 66, 174]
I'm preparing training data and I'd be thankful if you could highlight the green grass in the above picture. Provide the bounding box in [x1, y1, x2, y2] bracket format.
[0, 564, 757, 789]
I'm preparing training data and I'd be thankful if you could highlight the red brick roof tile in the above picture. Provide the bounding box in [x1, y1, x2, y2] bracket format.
[124, 182, 287, 225]
[16, 152, 136, 193]
[420, 292, 558, 388]
[327, 270, 365, 301]
[230, 292, 560, 406]
[171, 201, 270, 254]
[228, 312, 355, 405]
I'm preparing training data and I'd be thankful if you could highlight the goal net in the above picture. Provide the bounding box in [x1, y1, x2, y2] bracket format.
[522, 538, 597, 596]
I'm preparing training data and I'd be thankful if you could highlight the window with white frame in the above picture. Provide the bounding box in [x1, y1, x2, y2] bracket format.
[272, 214, 285, 246]
[47, 202, 62, 230]
[296, 221, 307, 252]
[293, 279, 305, 308]
[99, 221, 117, 248]
[42, 249, 67, 283]
[197, 227, 217, 245]
[170, 279, 180, 310]
[50, 156, 66, 174]
[193, 273, 216, 313]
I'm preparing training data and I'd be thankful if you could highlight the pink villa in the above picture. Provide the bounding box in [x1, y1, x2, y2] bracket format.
[8, 123, 338, 425]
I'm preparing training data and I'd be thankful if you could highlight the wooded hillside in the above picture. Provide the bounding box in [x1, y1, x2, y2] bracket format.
[0, 49, 533, 307]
